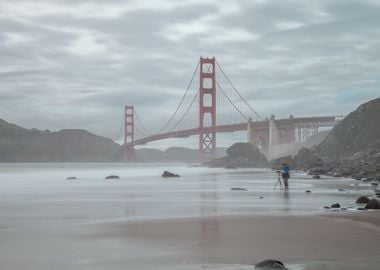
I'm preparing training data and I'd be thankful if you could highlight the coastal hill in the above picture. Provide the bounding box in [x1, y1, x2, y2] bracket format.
[293, 97, 380, 180]
[0, 119, 123, 162]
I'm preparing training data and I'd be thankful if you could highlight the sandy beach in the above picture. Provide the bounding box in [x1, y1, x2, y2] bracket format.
[87, 212, 380, 269]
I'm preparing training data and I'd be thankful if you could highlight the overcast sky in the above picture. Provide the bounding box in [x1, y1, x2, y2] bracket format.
[0, 0, 379, 148]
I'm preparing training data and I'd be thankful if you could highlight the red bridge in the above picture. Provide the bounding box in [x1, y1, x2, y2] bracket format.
[123, 57, 342, 161]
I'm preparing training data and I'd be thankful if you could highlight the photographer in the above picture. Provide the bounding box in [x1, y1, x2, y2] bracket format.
[281, 163, 290, 190]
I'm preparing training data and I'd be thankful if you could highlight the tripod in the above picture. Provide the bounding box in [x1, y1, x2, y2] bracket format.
[274, 171, 284, 190]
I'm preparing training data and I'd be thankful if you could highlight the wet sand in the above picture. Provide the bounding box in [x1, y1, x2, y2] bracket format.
[91, 212, 380, 269]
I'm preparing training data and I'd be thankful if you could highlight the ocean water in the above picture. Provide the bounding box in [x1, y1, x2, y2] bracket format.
[0, 163, 374, 225]
[0, 163, 376, 270]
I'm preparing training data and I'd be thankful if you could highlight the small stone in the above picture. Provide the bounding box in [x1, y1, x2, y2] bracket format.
[66, 177, 77, 180]
[231, 187, 247, 191]
[338, 189, 345, 192]
[105, 175, 120, 179]
[356, 196, 370, 204]
[259, 196, 264, 199]
[312, 175, 321, 179]
[357, 207, 368, 211]
[365, 199, 380, 209]
[305, 190, 312, 193]
[331, 203, 341, 208]
[162, 171, 180, 178]
[255, 259, 286, 270]
[324, 206, 331, 209]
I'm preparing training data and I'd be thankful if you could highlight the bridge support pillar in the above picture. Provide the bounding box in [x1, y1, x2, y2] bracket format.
[199, 56, 216, 162]
[124, 105, 137, 161]
[268, 115, 280, 161]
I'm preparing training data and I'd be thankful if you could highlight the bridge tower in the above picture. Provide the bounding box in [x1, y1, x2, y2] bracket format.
[124, 105, 136, 161]
[199, 57, 216, 161]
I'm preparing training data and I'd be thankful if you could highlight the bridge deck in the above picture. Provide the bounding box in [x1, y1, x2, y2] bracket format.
[129, 116, 341, 146]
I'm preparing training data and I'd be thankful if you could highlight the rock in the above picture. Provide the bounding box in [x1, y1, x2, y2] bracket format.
[231, 187, 247, 191]
[162, 171, 180, 177]
[357, 207, 368, 211]
[259, 196, 264, 199]
[338, 189, 345, 192]
[331, 203, 341, 208]
[371, 182, 379, 186]
[205, 142, 269, 168]
[341, 207, 348, 211]
[105, 175, 120, 179]
[255, 259, 286, 270]
[365, 199, 380, 209]
[305, 190, 312, 193]
[356, 196, 370, 204]
[66, 176, 77, 180]
[324, 206, 331, 209]
[312, 175, 321, 179]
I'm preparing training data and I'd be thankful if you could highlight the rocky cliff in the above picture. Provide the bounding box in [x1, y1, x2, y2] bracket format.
[292, 97, 380, 180]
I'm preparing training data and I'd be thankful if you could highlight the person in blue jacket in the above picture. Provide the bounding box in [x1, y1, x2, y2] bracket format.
[281, 163, 290, 190]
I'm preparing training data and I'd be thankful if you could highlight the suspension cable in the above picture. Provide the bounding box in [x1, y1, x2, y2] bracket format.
[216, 80, 248, 121]
[216, 60, 263, 120]
[155, 60, 200, 134]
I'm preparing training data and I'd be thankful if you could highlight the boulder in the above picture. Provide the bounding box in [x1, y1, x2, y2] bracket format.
[162, 171, 180, 178]
[331, 203, 341, 208]
[365, 199, 380, 209]
[105, 175, 120, 179]
[312, 175, 321, 179]
[356, 196, 370, 204]
[205, 142, 269, 168]
[66, 176, 77, 180]
[255, 259, 287, 270]
[231, 187, 247, 191]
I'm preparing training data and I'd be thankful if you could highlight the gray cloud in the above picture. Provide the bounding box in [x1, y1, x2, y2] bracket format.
[0, 0, 379, 148]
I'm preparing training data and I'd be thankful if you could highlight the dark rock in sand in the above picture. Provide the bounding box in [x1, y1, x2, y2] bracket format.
[231, 187, 247, 191]
[338, 189, 345, 192]
[105, 175, 120, 179]
[259, 196, 264, 199]
[162, 171, 180, 178]
[305, 190, 312, 193]
[371, 182, 379, 186]
[255, 259, 287, 270]
[356, 196, 370, 204]
[365, 199, 380, 209]
[312, 175, 321, 179]
[331, 203, 341, 208]
[357, 207, 368, 211]
[66, 176, 77, 180]
[324, 206, 331, 209]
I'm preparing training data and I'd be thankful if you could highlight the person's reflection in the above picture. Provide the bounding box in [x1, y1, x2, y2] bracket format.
[199, 172, 220, 257]
[283, 190, 290, 211]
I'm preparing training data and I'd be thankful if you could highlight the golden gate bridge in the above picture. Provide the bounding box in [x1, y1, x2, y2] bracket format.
[122, 57, 342, 161]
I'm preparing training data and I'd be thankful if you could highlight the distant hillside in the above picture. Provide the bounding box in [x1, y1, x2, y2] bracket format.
[0, 119, 122, 162]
